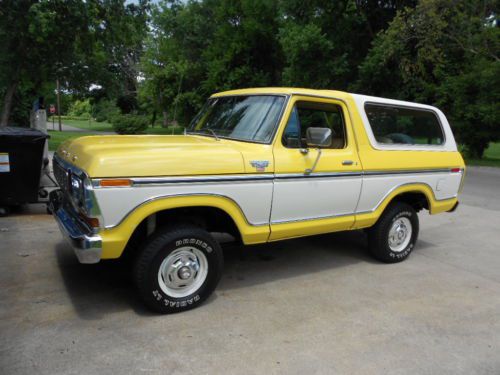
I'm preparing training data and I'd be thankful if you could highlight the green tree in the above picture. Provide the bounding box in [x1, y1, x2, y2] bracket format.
[0, 0, 150, 126]
[278, 0, 416, 89]
[139, 0, 208, 126]
[202, 0, 282, 92]
[140, 0, 283, 126]
[356, 0, 499, 158]
[0, 0, 89, 126]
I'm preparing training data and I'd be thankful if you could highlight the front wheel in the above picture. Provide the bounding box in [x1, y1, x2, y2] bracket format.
[133, 225, 223, 314]
[368, 202, 419, 263]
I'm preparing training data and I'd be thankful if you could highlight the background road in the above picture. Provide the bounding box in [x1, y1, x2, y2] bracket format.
[1, 167, 499, 374]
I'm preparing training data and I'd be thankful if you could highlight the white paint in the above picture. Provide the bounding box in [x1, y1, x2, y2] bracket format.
[92, 169, 462, 229]
[271, 176, 362, 223]
[356, 172, 462, 213]
[94, 180, 274, 228]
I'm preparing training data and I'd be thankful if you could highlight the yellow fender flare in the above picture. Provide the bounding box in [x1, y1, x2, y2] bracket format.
[99, 195, 270, 259]
[353, 183, 457, 229]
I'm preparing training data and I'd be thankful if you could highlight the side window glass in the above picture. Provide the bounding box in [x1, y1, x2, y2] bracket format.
[282, 107, 301, 148]
[282, 101, 346, 149]
[365, 104, 444, 145]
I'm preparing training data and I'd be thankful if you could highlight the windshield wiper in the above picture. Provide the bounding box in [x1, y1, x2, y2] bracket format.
[187, 128, 220, 141]
[205, 128, 220, 141]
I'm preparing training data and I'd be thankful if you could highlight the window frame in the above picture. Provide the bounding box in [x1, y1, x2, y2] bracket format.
[281, 100, 348, 150]
[363, 101, 447, 150]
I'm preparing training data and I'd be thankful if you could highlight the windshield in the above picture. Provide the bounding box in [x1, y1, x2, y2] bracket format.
[188, 95, 286, 143]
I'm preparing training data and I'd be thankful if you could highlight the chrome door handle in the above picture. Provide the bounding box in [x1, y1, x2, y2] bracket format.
[342, 160, 354, 166]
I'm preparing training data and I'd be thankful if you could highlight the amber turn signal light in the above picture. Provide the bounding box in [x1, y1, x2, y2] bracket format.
[99, 179, 132, 187]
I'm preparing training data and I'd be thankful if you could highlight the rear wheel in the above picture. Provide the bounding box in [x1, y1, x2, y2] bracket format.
[368, 202, 419, 263]
[133, 225, 223, 314]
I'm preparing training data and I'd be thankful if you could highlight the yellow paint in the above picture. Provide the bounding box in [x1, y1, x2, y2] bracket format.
[269, 215, 355, 242]
[57, 135, 247, 178]
[56, 87, 465, 258]
[272, 95, 361, 172]
[99, 195, 270, 259]
[353, 184, 458, 229]
[210, 87, 352, 100]
[269, 94, 362, 239]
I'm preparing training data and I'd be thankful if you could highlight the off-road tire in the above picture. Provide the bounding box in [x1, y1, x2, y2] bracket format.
[368, 202, 419, 263]
[133, 225, 223, 314]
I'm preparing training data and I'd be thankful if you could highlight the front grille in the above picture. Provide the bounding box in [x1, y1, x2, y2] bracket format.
[53, 157, 68, 193]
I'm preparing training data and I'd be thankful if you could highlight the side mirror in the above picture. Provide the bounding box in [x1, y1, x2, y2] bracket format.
[306, 127, 332, 148]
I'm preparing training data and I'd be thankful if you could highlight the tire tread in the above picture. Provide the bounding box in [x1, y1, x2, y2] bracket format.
[368, 202, 419, 263]
[133, 225, 223, 313]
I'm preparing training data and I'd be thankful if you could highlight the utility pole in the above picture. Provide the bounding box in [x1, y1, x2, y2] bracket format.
[56, 78, 62, 131]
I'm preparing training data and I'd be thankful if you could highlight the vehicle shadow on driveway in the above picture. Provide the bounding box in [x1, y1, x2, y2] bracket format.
[55, 230, 375, 319]
[219, 230, 375, 291]
[55, 243, 152, 320]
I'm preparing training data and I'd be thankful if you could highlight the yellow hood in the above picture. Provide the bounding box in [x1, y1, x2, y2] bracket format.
[56, 135, 246, 177]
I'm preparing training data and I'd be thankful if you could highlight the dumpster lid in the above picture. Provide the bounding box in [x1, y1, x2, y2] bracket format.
[0, 127, 48, 139]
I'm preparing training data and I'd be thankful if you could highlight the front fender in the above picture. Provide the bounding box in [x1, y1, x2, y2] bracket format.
[99, 194, 270, 259]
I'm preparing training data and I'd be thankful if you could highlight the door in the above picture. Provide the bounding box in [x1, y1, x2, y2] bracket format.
[270, 96, 362, 240]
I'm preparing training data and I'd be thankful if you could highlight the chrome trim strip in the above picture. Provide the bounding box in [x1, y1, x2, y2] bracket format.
[103, 193, 270, 229]
[275, 172, 362, 180]
[363, 168, 453, 176]
[92, 167, 460, 188]
[131, 174, 274, 186]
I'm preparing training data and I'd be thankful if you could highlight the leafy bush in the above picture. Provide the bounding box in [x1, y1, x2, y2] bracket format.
[67, 99, 92, 118]
[110, 114, 149, 134]
[92, 99, 119, 122]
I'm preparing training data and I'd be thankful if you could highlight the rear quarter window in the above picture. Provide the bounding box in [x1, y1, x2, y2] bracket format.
[365, 103, 445, 146]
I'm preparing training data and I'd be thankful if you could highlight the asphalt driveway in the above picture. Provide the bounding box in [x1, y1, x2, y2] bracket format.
[0, 167, 499, 374]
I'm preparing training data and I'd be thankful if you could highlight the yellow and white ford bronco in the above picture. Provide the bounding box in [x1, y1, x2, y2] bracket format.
[50, 88, 465, 313]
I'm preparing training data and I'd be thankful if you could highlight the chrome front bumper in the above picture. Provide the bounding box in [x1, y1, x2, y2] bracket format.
[49, 189, 102, 264]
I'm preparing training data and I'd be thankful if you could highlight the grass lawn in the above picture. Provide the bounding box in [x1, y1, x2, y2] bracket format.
[48, 130, 98, 151]
[465, 142, 500, 167]
[48, 126, 185, 151]
[47, 117, 114, 132]
[47, 117, 184, 135]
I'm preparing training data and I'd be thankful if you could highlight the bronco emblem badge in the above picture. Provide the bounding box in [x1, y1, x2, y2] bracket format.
[250, 160, 269, 172]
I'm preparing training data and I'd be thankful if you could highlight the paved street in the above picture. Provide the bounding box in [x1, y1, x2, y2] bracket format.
[0, 167, 499, 375]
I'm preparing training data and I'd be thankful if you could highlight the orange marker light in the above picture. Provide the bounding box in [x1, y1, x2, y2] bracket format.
[85, 216, 100, 228]
[99, 179, 132, 187]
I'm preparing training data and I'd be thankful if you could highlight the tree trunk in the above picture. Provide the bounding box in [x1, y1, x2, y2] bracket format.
[151, 110, 156, 127]
[0, 80, 19, 127]
[56, 79, 62, 131]
[162, 111, 168, 128]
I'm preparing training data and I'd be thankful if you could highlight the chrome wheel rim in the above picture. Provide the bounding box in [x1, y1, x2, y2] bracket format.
[158, 247, 208, 298]
[388, 217, 412, 252]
